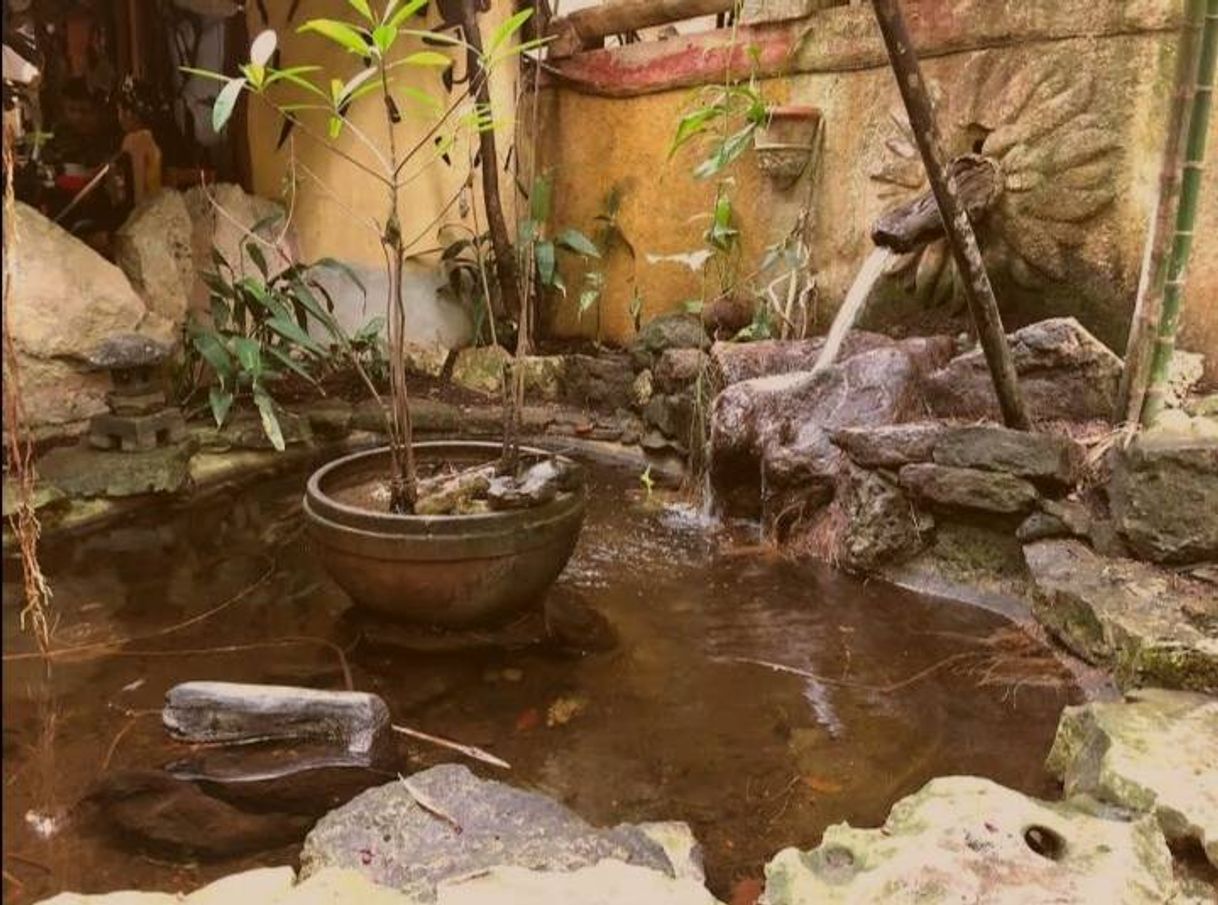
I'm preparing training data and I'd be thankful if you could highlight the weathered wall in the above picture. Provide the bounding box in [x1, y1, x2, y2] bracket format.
[538, 0, 1217, 380]
[244, 0, 524, 347]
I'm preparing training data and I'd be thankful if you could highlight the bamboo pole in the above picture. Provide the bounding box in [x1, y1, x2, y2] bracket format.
[868, 0, 1031, 431]
[1141, 0, 1218, 426]
[1117, 0, 1206, 430]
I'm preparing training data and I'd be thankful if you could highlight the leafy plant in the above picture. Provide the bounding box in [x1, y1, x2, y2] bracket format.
[519, 172, 604, 326]
[187, 240, 364, 449]
[189, 1, 541, 511]
[669, 76, 767, 181]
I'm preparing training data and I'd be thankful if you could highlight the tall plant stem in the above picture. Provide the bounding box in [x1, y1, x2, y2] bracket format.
[868, 0, 1030, 431]
[380, 63, 417, 512]
[459, 0, 523, 341]
[1141, 0, 1218, 427]
[1117, 0, 1206, 431]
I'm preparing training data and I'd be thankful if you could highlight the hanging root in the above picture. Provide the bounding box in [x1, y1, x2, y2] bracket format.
[2, 114, 52, 654]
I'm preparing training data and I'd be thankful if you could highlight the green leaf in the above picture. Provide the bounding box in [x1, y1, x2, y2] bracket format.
[556, 228, 600, 259]
[530, 173, 552, 223]
[339, 67, 377, 104]
[487, 8, 533, 57]
[311, 258, 366, 295]
[250, 29, 278, 66]
[693, 124, 756, 180]
[179, 66, 231, 84]
[212, 77, 246, 133]
[208, 385, 234, 428]
[384, 0, 429, 29]
[347, 0, 374, 22]
[267, 315, 327, 355]
[298, 19, 372, 56]
[253, 388, 286, 452]
[372, 23, 397, 54]
[354, 315, 385, 342]
[402, 50, 453, 68]
[289, 279, 342, 335]
[265, 345, 321, 384]
[192, 330, 235, 383]
[670, 105, 723, 157]
[232, 336, 263, 376]
[328, 115, 344, 139]
[246, 242, 269, 277]
[534, 240, 556, 287]
[265, 67, 326, 98]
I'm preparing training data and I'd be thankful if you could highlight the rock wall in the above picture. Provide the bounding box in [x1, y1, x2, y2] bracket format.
[537, 0, 1218, 381]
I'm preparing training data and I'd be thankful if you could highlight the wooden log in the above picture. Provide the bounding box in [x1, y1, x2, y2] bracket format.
[414, 465, 495, 515]
[871, 154, 1003, 254]
[868, 0, 1031, 432]
[163, 682, 390, 757]
[549, 0, 735, 57]
[487, 458, 583, 511]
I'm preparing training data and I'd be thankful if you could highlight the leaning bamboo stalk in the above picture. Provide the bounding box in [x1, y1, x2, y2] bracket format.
[868, 0, 1031, 431]
[1141, 0, 1218, 426]
[1116, 0, 1206, 431]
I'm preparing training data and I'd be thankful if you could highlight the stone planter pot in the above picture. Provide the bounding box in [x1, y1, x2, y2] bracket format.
[756, 105, 822, 187]
[304, 441, 586, 627]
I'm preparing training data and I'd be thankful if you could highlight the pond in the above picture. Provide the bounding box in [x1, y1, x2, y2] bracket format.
[2, 455, 1081, 903]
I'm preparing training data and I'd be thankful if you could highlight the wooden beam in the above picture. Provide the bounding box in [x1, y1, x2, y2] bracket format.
[548, 0, 736, 57]
[869, 0, 1031, 431]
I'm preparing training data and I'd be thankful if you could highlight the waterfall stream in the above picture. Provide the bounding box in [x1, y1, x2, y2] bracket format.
[811, 247, 894, 375]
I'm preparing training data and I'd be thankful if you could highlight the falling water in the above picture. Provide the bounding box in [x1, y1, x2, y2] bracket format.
[811, 247, 894, 374]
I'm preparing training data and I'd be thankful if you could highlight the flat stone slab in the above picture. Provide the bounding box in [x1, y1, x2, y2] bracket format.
[1046, 688, 1218, 868]
[762, 776, 1177, 904]
[1025, 540, 1218, 693]
[830, 421, 946, 468]
[163, 682, 390, 757]
[934, 425, 1081, 491]
[899, 462, 1040, 514]
[38, 441, 195, 498]
[299, 764, 676, 902]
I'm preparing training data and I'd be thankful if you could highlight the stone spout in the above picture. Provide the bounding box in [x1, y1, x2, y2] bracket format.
[870, 154, 1003, 254]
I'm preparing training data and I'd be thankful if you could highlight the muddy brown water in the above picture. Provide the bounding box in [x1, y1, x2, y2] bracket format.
[2, 461, 1080, 903]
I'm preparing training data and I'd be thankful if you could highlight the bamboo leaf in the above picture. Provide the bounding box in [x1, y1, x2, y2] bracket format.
[402, 50, 453, 68]
[192, 330, 235, 383]
[298, 19, 372, 56]
[266, 345, 320, 384]
[373, 23, 397, 54]
[212, 78, 247, 132]
[268, 315, 326, 355]
[385, 0, 429, 29]
[253, 388, 286, 452]
[340, 67, 378, 103]
[180, 66, 231, 84]
[311, 258, 367, 295]
[487, 8, 533, 57]
[232, 336, 263, 376]
[346, 0, 374, 23]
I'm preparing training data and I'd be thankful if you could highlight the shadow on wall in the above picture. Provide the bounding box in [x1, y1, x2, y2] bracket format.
[308, 261, 475, 350]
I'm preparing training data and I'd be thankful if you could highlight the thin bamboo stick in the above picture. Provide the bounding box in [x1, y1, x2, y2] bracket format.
[1117, 0, 1206, 430]
[868, 0, 1030, 431]
[1142, 0, 1218, 426]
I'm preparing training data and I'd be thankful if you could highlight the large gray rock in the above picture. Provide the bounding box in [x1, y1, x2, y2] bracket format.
[562, 353, 638, 410]
[115, 189, 196, 325]
[830, 421, 946, 468]
[1025, 539, 1218, 693]
[1110, 435, 1218, 565]
[6, 203, 169, 433]
[299, 764, 676, 902]
[630, 313, 708, 370]
[38, 442, 195, 498]
[762, 776, 1177, 904]
[709, 333, 952, 387]
[653, 348, 710, 394]
[934, 425, 1081, 492]
[709, 346, 922, 521]
[923, 318, 1122, 422]
[899, 463, 1040, 514]
[837, 467, 925, 572]
[1046, 689, 1218, 867]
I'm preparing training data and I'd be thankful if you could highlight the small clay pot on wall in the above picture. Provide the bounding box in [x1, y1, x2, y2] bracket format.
[755, 105, 822, 188]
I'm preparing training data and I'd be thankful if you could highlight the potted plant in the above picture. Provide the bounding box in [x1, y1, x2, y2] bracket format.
[193, 0, 585, 627]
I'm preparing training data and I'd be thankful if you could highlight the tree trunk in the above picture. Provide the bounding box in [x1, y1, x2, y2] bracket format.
[868, 0, 1031, 431]
[1141, 0, 1218, 426]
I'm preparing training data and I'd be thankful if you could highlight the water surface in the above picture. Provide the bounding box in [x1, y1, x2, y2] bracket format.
[3, 462, 1078, 902]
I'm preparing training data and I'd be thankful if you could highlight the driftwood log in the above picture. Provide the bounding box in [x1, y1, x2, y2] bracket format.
[871, 154, 1003, 254]
[487, 458, 584, 511]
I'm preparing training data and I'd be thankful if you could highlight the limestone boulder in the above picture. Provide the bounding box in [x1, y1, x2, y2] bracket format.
[1025, 539, 1218, 692]
[933, 425, 1082, 492]
[450, 347, 565, 401]
[7, 203, 168, 433]
[923, 318, 1122, 422]
[899, 463, 1040, 515]
[562, 353, 637, 410]
[1110, 435, 1218, 565]
[38, 442, 196, 499]
[709, 346, 922, 520]
[114, 189, 195, 326]
[299, 763, 678, 902]
[653, 348, 710, 394]
[762, 776, 1176, 904]
[1046, 689, 1218, 867]
[709, 332, 952, 387]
